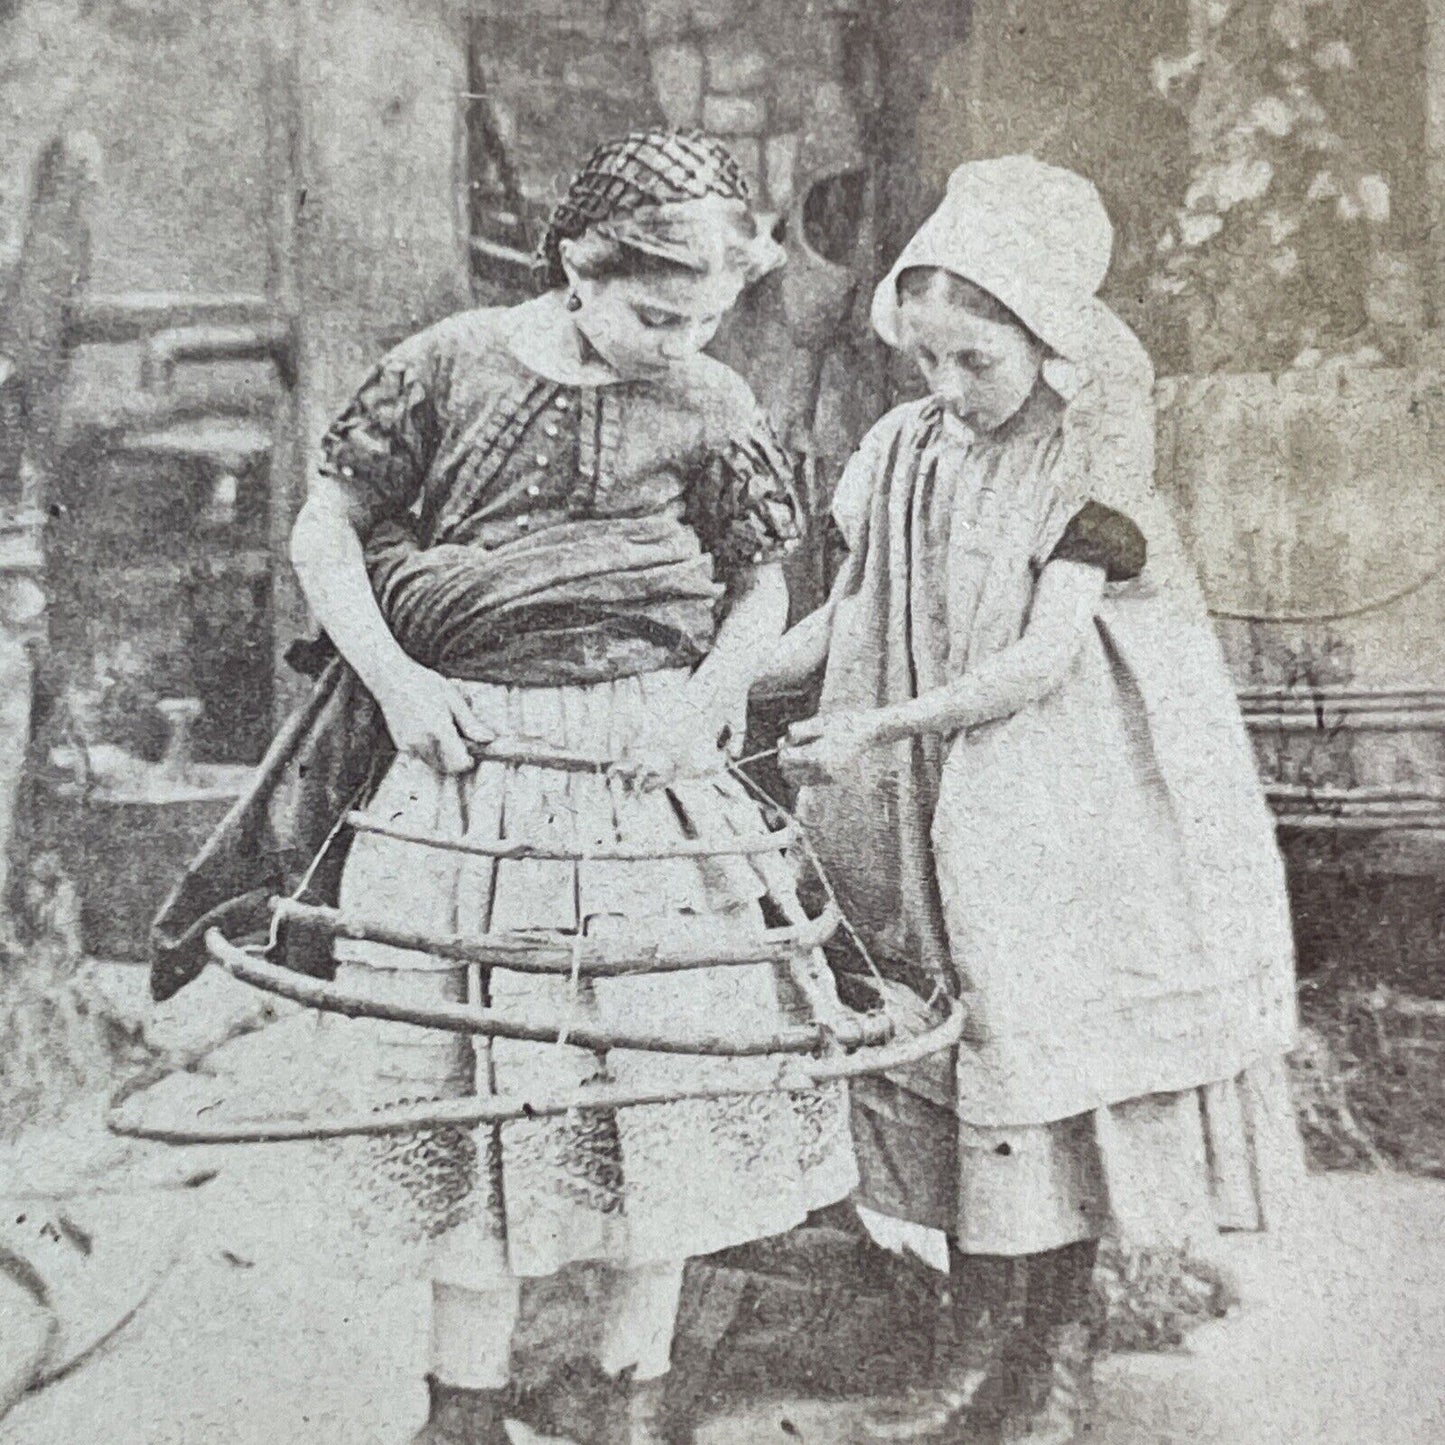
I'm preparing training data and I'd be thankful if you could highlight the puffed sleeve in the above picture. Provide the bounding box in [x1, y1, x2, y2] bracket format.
[829, 404, 921, 552]
[1048, 500, 1146, 581]
[689, 408, 805, 577]
[829, 422, 885, 553]
[317, 332, 444, 528]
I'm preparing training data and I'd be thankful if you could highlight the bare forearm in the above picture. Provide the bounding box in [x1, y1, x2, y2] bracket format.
[691, 563, 788, 702]
[871, 560, 1106, 744]
[752, 599, 836, 696]
[870, 631, 1078, 743]
[288, 492, 414, 696]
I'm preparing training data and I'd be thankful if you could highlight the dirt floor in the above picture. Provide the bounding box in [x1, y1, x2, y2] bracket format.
[2, 1137, 1442, 1445]
[2, 973, 1444, 1444]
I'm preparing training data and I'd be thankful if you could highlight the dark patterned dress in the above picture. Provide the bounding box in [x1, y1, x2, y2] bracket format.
[302, 298, 856, 1284]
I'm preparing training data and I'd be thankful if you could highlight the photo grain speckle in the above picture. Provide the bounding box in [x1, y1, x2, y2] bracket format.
[1, 2, 1441, 1441]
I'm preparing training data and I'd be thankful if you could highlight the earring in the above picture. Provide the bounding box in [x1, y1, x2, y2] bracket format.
[566, 291, 582, 312]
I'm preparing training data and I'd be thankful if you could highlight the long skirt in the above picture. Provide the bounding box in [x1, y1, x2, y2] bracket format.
[846, 603, 1305, 1261]
[315, 670, 857, 1285]
[851, 1019, 1302, 1258]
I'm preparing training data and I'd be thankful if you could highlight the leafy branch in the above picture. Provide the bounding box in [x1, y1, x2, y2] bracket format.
[1151, 0, 1406, 371]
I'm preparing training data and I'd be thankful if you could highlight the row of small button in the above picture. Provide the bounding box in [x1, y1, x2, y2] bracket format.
[350, 390, 798, 560]
[512, 394, 573, 527]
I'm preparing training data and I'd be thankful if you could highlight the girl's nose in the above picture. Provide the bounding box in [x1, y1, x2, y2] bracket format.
[933, 364, 972, 408]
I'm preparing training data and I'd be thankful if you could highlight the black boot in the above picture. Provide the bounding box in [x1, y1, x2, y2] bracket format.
[1002, 1242, 1100, 1444]
[934, 1245, 1031, 1443]
[409, 1373, 513, 1445]
[851, 1246, 1027, 1442]
[945, 1334, 1036, 1445]
[539, 1360, 694, 1445]
[1002, 1321, 1096, 1443]
[907, 1242, 1099, 1445]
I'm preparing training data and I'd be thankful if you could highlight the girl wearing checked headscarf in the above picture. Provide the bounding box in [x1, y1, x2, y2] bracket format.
[150, 132, 856, 1444]
[764, 157, 1303, 1443]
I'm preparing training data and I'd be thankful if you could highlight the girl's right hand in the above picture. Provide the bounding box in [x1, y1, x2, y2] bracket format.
[370, 661, 494, 774]
[779, 709, 883, 785]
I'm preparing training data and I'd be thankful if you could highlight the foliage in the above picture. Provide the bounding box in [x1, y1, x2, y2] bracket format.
[1293, 974, 1445, 1179]
[1151, 0, 1413, 371]
[1092, 1238, 1236, 1353]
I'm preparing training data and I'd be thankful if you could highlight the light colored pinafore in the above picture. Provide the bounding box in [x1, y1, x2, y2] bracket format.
[804, 373, 1302, 1259]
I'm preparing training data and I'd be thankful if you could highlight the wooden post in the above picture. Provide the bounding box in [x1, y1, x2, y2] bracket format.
[1426, 0, 1445, 326]
[260, 0, 473, 724]
[0, 136, 95, 926]
[263, 10, 308, 724]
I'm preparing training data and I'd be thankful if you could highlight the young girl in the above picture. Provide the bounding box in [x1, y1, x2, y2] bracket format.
[766, 156, 1301, 1443]
[157, 131, 855, 1445]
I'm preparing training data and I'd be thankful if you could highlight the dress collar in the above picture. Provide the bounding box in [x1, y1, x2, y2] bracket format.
[503, 292, 633, 388]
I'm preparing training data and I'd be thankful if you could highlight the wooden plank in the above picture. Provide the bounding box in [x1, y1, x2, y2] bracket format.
[0, 133, 95, 934]
[65, 292, 277, 348]
[114, 418, 273, 467]
[0, 134, 96, 512]
[262, 22, 307, 727]
[1428, 0, 1445, 323]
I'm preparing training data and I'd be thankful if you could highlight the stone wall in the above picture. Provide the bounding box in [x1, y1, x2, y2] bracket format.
[465, 0, 888, 616]
[465, 0, 864, 253]
[639, 0, 856, 213]
[469, 0, 863, 218]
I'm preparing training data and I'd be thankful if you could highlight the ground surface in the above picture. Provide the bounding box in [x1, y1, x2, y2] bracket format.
[2, 976, 1442, 1444]
[709, 1173, 1445, 1445]
[2, 1144, 1442, 1445]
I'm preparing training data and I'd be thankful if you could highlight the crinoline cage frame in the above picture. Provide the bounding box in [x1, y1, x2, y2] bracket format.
[107, 738, 966, 1147]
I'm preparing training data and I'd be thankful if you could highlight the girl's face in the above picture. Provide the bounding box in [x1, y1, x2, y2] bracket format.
[896, 273, 1045, 433]
[566, 263, 744, 381]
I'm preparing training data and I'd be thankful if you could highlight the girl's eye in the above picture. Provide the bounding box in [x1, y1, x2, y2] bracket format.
[636, 308, 680, 330]
[918, 347, 938, 367]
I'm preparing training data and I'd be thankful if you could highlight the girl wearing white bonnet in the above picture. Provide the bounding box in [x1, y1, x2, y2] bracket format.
[762, 156, 1301, 1442]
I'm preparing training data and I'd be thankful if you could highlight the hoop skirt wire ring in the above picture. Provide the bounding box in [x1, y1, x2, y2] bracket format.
[108, 738, 966, 1147]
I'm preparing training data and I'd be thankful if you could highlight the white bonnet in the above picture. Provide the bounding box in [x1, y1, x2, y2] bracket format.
[871, 156, 1115, 363]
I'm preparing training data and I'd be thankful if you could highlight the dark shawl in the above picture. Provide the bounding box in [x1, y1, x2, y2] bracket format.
[148, 649, 389, 1001]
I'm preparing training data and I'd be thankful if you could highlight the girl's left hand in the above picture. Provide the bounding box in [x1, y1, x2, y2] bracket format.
[779, 709, 883, 785]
